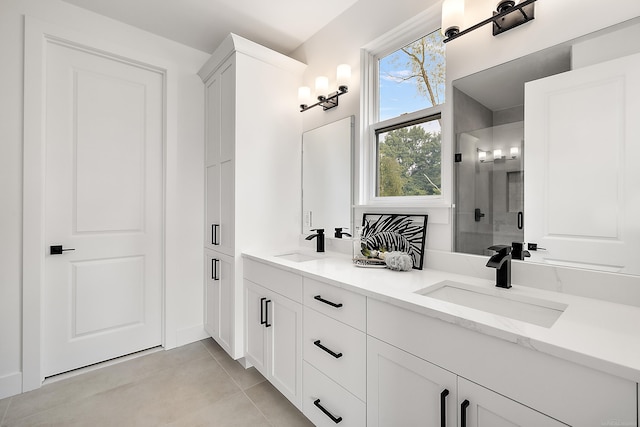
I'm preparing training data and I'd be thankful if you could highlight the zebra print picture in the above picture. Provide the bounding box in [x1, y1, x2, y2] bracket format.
[361, 213, 428, 270]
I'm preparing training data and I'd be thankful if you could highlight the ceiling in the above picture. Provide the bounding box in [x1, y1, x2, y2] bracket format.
[61, 0, 359, 54]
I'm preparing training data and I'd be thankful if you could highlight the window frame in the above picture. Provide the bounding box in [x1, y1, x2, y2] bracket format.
[360, 4, 450, 208]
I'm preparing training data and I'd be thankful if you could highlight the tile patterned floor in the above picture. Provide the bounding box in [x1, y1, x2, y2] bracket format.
[0, 339, 314, 427]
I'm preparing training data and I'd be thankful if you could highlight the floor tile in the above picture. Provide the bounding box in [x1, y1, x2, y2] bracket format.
[166, 392, 271, 427]
[0, 397, 9, 425]
[4, 342, 214, 424]
[203, 339, 266, 390]
[5, 355, 240, 427]
[246, 381, 313, 427]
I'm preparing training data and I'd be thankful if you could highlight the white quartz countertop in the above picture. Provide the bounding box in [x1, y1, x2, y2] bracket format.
[242, 249, 640, 384]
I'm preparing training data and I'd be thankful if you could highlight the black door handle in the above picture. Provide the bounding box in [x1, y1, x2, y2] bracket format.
[50, 245, 75, 255]
[212, 224, 220, 245]
[212, 258, 219, 280]
[517, 211, 524, 229]
[260, 297, 266, 325]
[265, 300, 272, 328]
[440, 389, 449, 427]
[313, 340, 343, 359]
[313, 399, 342, 424]
[461, 399, 470, 427]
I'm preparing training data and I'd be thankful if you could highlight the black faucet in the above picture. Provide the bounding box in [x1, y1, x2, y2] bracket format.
[334, 227, 352, 238]
[305, 228, 325, 252]
[486, 245, 512, 289]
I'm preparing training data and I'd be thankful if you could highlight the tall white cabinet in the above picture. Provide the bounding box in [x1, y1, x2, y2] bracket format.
[198, 34, 305, 358]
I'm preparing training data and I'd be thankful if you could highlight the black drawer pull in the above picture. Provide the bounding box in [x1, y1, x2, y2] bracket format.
[313, 399, 342, 424]
[265, 299, 272, 328]
[313, 295, 343, 308]
[440, 389, 449, 427]
[212, 258, 219, 281]
[313, 340, 343, 359]
[260, 297, 266, 325]
[212, 224, 220, 245]
[461, 399, 470, 427]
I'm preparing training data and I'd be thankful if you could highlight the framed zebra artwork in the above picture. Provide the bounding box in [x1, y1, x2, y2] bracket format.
[361, 213, 428, 270]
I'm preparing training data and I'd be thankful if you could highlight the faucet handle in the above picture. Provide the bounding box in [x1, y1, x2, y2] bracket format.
[310, 228, 325, 234]
[488, 245, 511, 255]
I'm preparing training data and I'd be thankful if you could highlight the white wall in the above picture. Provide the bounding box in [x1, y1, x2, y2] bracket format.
[292, 0, 640, 249]
[0, 0, 209, 398]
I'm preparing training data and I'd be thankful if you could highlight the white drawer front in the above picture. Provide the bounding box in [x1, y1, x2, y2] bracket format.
[303, 277, 366, 331]
[304, 306, 366, 401]
[243, 258, 303, 302]
[303, 361, 366, 427]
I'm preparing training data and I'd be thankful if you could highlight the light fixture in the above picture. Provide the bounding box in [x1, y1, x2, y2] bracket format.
[478, 147, 520, 163]
[478, 151, 487, 162]
[442, 0, 536, 43]
[299, 64, 350, 112]
[493, 149, 504, 160]
[510, 146, 519, 158]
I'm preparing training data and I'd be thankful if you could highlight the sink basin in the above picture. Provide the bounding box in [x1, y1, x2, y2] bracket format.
[415, 280, 567, 328]
[274, 252, 321, 262]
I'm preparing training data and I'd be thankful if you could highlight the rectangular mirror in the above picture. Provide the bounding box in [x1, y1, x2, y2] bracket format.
[452, 17, 640, 275]
[302, 116, 354, 235]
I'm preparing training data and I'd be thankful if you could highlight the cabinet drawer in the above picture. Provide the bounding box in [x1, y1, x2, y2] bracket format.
[303, 361, 365, 427]
[243, 259, 302, 302]
[304, 307, 366, 401]
[303, 277, 366, 331]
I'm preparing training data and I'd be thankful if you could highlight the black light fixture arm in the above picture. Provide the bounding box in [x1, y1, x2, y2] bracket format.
[300, 86, 348, 112]
[443, 0, 536, 43]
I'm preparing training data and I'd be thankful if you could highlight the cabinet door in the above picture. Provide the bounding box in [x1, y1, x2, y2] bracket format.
[524, 52, 640, 274]
[204, 251, 219, 338]
[244, 280, 267, 376]
[458, 378, 566, 427]
[205, 164, 220, 250]
[367, 336, 457, 427]
[269, 291, 303, 409]
[205, 72, 221, 167]
[218, 159, 234, 254]
[216, 254, 234, 354]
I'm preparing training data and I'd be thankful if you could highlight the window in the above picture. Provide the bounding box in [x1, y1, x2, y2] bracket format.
[362, 12, 447, 206]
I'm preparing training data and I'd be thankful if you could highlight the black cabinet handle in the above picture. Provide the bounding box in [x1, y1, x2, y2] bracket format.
[212, 258, 219, 281]
[461, 399, 470, 427]
[313, 399, 342, 424]
[265, 300, 272, 328]
[260, 297, 266, 325]
[313, 295, 343, 308]
[440, 389, 449, 427]
[313, 340, 343, 359]
[212, 224, 220, 245]
[517, 211, 524, 230]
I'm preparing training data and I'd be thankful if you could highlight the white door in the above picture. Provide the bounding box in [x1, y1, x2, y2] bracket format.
[367, 336, 457, 427]
[524, 52, 640, 274]
[43, 41, 163, 377]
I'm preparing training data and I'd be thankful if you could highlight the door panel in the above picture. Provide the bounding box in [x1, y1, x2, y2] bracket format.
[43, 41, 163, 377]
[525, 52, 640, 274]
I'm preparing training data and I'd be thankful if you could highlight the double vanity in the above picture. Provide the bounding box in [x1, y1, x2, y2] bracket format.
[242, 249, 639, 426]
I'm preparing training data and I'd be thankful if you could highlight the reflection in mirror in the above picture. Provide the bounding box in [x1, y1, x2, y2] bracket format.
[452, 17, 640, 274]
[302, 116, 354, 235]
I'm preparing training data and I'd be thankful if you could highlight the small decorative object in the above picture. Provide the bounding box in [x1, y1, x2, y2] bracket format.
[359, 213, 428, 269]
[384, 251, 414, 271]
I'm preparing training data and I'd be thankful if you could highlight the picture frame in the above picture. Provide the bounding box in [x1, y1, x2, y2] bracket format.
[360, 213, 428, 270]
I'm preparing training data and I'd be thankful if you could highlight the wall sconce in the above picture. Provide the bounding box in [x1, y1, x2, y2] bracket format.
[299, 64, 350, 112]
[442, 0, 536, 43]
[478, 147, 520, 163]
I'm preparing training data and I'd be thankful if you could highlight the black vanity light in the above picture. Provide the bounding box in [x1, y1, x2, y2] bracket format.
[442, 0, 537, 43]
[299, 64, 350, 112]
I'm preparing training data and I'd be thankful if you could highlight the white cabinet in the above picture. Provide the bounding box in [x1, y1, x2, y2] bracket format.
[245, 279, 303, 408]
[367, 336, 456, 427]
[204, 250, 233, 354]
[243, 259, 304, 408]
[458, 378, 565, 427]
[199, 34, 304, 359]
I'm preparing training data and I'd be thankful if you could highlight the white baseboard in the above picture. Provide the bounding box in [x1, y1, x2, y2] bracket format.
[175, 324, 209, 347]
[0, 371, 22, 400]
